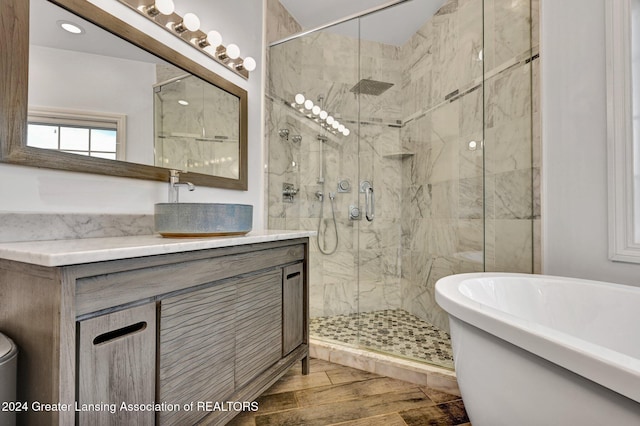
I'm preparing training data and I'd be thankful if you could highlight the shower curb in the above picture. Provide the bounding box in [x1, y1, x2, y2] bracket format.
[309, 338, 460, 396]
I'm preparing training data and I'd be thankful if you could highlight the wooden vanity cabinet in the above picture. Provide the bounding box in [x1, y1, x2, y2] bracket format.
[0, 238, 309, 426]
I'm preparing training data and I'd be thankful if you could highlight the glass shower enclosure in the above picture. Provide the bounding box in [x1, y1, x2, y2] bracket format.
[266, 0, 538, 370]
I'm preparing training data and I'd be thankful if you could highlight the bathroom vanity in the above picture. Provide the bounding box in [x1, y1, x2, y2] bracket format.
[0, 231, 312, 425]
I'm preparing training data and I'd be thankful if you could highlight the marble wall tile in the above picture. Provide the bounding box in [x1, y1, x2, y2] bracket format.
[430, 219, 459, 257]
[483, 0, 533, 71]
[531, 0, 540, 51]
[267, 41, 303, 99]
[0, 213, 154, 243]
[459, 86, 483, 140]
[494, 168, 533, 219]
[430, 180, 459, 219]
[266, 0, 302, 44]
[483, 219, 497, 271]
[485, 61, 532, 130]
[493, 219, 533, 272]
[456, 0, 484, 84]
[458, 176, 483, 219]
[484, 117, 533, 175]
[457, 219, 484, 256]
[405, 218, 432, 253]
[358, 277, 401, 313]
[428, 103, 460, 184]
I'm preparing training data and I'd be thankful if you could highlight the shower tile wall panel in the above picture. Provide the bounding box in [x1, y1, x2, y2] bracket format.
[399, 0, 538, 331]
[266, 0, 540, 330]
[400, 0, 486, 332]
[266, 0, 302, 45]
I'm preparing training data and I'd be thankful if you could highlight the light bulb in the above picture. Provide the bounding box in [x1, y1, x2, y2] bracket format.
[182, 13, 200, 31]
[326, 116, 334, 125]
[304, 99, 314, 110]
[226, 44, 240, 59]
[207, 30, 222, 47]
[343, 128, 350, 136]
[295, 94, 305, 105]
[332, 121, 339, 129]
[338, 124, 345, 132]
[319, 110, 328, 120]
[242, 57, 256, 72]
[312, 105, 321, 115]
[58, 21, 84, 34]
[155, 0, 175, 15]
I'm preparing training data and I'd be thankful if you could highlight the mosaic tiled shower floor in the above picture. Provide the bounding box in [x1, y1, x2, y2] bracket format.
[310, 309, 454, 369]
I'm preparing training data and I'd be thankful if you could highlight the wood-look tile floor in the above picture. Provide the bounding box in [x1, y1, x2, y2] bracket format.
[227, 359, 470, 426]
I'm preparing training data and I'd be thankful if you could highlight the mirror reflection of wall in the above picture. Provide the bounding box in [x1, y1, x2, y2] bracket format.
[28, 42, 156, 164]
[26, 0, 242, 180]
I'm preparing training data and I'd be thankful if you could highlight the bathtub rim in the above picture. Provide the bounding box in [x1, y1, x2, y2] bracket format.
[435, 272, 640, 404]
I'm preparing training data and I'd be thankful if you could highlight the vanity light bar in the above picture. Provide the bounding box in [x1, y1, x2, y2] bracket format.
[290, 94, 350, 137]
[117, 0, 256, 79]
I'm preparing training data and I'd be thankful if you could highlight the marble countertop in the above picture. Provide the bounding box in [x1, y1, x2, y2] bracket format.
[0, 230, 315, 267]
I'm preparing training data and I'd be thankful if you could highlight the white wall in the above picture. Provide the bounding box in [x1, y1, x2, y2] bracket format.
[29, 45, 156, 164]
[541, 0, 640, 285]
[1, 0, 265, 228]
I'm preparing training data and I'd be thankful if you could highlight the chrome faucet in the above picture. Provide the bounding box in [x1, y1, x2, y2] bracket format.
[168, 169, 195, 203]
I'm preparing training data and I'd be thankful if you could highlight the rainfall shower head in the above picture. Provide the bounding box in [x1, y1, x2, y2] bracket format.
[350, 78, 394, 96]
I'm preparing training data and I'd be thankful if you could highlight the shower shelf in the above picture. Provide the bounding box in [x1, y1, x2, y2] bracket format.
[383, 152, 415, 160]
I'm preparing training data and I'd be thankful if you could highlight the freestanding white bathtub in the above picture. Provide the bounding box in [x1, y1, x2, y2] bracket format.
[435, 273, 640, 426]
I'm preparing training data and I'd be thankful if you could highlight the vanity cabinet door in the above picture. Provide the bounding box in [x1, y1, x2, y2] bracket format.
[235, 269, 283, 389]
[282, 263, 304, 355]
[77, 303, 156, 426]
[158, 283, 236, 426]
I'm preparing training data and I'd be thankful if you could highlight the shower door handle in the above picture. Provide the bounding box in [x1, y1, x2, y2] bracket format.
[361, 181, 375, 222]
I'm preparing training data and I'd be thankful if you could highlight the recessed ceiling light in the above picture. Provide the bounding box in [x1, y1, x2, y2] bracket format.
[178, 100, 189, 106]
[57, 20, 85, 35]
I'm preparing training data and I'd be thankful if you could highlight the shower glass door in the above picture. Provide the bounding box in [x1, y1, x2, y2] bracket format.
[267, 17, 363, 348]
[352, 0, 486, 368]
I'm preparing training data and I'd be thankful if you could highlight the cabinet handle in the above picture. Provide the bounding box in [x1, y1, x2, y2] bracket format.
[93, 321, 147, 345]
[286, 271, 301, 280]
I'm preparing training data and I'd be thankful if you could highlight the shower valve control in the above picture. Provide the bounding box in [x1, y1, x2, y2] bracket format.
[337, 179, 351, 193]
[282, 182, 298, 203]
[349, 205, 361, 221]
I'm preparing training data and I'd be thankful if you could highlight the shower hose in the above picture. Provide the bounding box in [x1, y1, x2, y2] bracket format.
[317, 191, 338, 255]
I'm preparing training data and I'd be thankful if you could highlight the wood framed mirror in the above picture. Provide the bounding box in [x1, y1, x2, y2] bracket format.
[0, 0, 248, 190]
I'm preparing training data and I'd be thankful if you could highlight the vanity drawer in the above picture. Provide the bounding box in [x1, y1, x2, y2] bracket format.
[75, 243, 304, 316]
